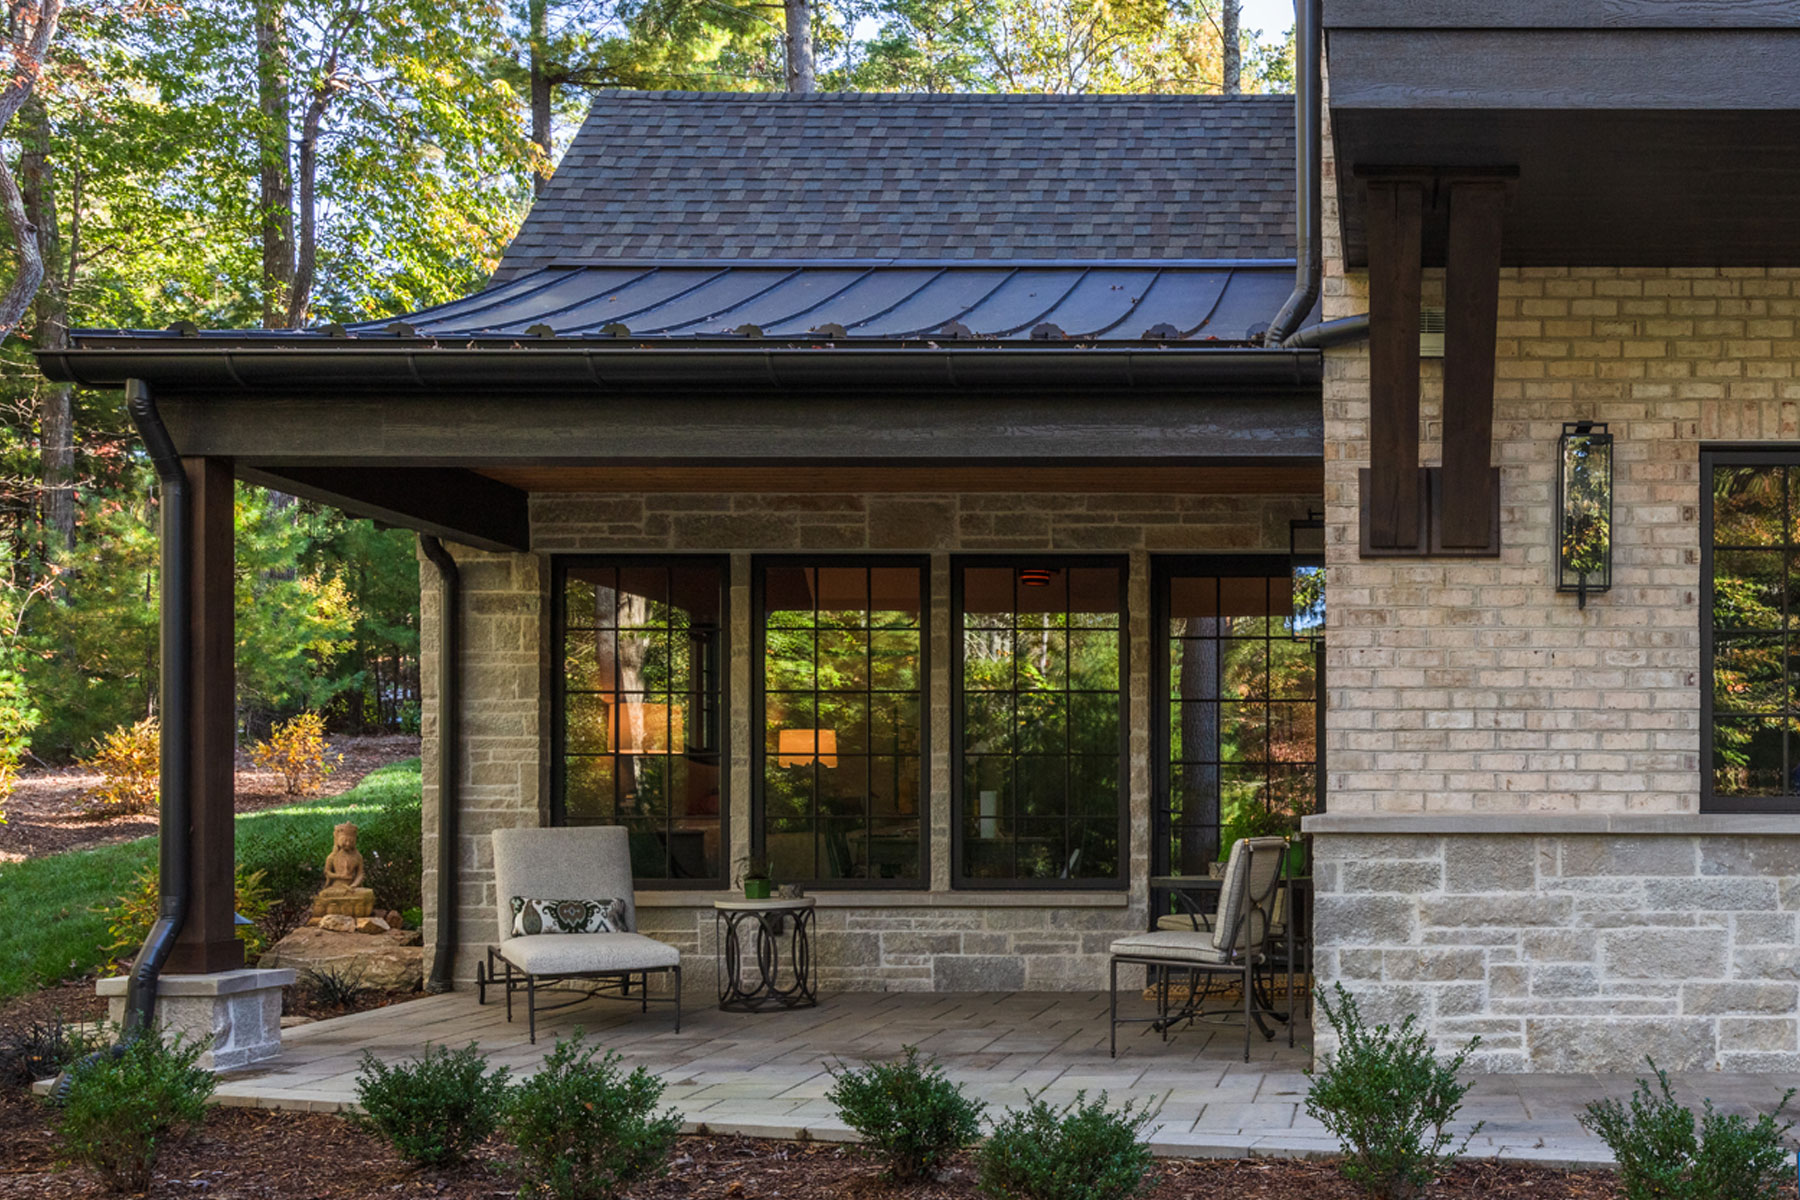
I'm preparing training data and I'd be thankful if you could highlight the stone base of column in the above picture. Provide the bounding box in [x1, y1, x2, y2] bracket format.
[97, 969, 296, 1072]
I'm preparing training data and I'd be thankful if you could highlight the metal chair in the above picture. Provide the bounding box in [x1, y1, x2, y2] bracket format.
[1108, 835, 1291, 1061]
[476, 826, 681, 1042]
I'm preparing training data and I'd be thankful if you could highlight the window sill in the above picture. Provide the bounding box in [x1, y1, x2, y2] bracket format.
[636, 889, 1130, 909]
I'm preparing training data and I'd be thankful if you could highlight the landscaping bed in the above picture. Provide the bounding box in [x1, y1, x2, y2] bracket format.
[0, 1100, 1624, 1200]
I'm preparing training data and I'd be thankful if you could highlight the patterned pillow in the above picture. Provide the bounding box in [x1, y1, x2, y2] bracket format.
[510, 896, 628, 937]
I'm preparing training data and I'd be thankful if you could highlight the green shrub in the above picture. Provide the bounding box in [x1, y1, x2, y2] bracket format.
[352, 1042, 511, 1168]
[976, 1090, 1158, 1200]
[826, 1045, 985, 1182]
[502, 1032, 681, 1200]
[1579, 1059, 1795, 1200]
[52, 1030, 216, 1192]
[359, 786, 423, 913]
[1305, 984, 1483, 1200]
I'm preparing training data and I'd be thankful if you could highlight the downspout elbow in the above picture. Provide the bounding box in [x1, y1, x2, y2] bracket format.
[1265, 0, 1322, 347]
[419, 535, 459, 993]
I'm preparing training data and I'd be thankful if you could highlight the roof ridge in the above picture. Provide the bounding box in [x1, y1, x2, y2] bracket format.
[583, 89, 1293, 103]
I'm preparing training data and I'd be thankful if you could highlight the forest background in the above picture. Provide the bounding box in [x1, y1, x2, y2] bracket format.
[0, 0, 1294, 790]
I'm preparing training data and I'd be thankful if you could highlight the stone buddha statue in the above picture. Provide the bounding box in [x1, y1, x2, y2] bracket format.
[311, 822, 377, 918]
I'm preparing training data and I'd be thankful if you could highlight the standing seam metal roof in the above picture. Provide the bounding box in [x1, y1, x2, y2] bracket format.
[496, 92, 1298, 283]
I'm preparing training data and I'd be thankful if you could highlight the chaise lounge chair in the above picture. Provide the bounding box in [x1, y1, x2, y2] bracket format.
[476, 826, 682, 1042]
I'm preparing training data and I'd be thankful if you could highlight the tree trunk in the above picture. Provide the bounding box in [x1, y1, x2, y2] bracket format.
[1221, 0, 1240, 94]
[255, 0, 295, 329]
[19, 96, 71, 557]
[284, 90, 328, 329]
[528, 0, 552, 195]
[784, 0, 814, 93]
[1176, 619, 1221, 874]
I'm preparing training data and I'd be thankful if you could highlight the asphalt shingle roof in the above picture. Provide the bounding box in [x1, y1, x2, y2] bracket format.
[495, 92, 1297, 282]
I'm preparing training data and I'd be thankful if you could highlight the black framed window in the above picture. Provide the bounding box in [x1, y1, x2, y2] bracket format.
[756, 559, 928, 886]
[953, 557, 1127, 887]
[554, 557, 727, 884]
[1154, 557, 1320, 876]
[1704, 452, 1800, 811]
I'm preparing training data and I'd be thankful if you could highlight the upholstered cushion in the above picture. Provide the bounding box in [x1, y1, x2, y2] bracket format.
[1211, 836, 1288, 952]
[1110, 930, 1259, 966]
[1155, 912, 1287, 937]
[492, 826, 639, 943]
[510, 896, 629, 936]
[497, 932, 680, 976]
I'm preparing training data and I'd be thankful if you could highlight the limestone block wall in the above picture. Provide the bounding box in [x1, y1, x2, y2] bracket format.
[420, 489, 1316, 994]
[1312, 825, 1800, 1072]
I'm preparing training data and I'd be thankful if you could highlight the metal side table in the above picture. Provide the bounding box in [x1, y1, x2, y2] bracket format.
[713, 897, 817, 1012]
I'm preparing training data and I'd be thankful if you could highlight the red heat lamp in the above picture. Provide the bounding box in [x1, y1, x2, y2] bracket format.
[1018, 568, 1054, 588]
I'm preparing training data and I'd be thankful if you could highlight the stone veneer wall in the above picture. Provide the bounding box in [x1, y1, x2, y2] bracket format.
[1309, 81, 1800, 1070]
[422, 490, 1315, 995]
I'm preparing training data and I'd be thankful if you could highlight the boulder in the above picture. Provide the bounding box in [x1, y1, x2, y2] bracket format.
[356, 916, 391, 934]
[384, 910, 404, 929]
[319, 914, 358, 934]
[387, 928, 423, 947]
[261, 927, 424, 993]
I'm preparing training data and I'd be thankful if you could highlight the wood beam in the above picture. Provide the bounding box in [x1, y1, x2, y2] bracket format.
[168, 457, 243, 974]
[1437, 180, 1506, 552]
[1362, 179, 1425, 553]
[241, 466, 530, 553]
[472, 463, 1325, 496]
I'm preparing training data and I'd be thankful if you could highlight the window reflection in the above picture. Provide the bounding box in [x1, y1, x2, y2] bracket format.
[1161, 568, 1318, 878]
[1710, 464, 1800, 798]
[560, 561, 725, 881]
[957, 561, 1125, 884]
[759, 562, 925, 884]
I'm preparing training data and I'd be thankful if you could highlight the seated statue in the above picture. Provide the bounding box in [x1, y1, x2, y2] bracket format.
[311, 822, 377, 918]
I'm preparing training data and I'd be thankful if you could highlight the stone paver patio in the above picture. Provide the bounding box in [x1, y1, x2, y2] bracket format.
[215, 989, 1798, 1168]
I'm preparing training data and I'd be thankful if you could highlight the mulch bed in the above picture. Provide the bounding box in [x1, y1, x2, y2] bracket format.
[0, 1100, 1625, 1200]
[0, 734, 420, 864]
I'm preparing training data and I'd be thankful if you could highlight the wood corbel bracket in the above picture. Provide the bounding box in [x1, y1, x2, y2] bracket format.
[1356, 167, 1517, 560]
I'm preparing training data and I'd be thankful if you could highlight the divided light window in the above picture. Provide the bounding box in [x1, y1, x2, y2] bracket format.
[954, 558, 1127, 888]
[554, 558, 727, 884]
[1705, 453, 1800, 811]
[756, 560, 928, 886]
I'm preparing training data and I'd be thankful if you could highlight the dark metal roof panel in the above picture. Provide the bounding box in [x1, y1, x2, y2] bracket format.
[346, 261, 1309, 343]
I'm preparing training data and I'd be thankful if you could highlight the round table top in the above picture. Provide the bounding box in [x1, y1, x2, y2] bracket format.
[713, 896, 816, 912]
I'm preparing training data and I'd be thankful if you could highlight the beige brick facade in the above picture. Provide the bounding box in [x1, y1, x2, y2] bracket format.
[1310, 91, 1800, 1071]
[422, 490, 1314, 996]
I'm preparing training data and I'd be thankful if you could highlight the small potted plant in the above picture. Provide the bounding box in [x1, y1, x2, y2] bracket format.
[738, 854, 773, 901]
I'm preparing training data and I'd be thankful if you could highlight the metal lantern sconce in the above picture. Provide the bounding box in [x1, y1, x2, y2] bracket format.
[1556, 422, 1613, 608]
[1289, 510, 1326, 643]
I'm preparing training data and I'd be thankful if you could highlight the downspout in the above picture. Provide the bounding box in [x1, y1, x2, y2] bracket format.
[418, 535, 458, 993]
[1283, 312, 1369, 349]
[1264, 0, 1322, 347]
[124, 378, 192, 1038]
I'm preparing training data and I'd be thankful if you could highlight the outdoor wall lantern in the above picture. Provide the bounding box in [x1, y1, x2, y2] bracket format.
[1289, 510, 1325, 643]
[1556, 421, 1613, 608]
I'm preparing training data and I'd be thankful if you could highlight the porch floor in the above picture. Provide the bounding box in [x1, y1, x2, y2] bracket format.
[215, 989, 1787, 1167]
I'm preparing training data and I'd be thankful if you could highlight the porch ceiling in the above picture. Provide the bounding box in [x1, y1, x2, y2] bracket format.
[471, 463, 1325, 495]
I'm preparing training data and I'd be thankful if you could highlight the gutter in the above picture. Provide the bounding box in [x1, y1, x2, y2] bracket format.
[417, 536, 459, 993]
[1283, 313, 1370, 349]
[35, 344, 1321, 394]
[125, 378, 192, 1038]
[1265, 0, 1322, 346]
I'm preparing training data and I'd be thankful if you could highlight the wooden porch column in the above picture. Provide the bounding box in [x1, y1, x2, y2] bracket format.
[1362, 179, 1425, 553]
[168, 456, 243, 974]
[1436, 181, 1506, 552]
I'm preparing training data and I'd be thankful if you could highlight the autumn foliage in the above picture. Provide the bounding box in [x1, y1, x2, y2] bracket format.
[79, 716, 160, 813]
[252, 711, 339, 795]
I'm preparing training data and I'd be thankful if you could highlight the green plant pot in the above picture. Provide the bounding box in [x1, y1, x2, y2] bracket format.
[744, 878, 771, 901]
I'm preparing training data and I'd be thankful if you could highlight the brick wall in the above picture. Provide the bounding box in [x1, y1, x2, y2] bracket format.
[422, 489, 1314, 994]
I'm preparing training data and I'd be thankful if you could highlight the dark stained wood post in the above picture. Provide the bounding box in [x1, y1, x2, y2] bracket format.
[1438, 181, 1506, 551]
[168, 456, 244, 974]
[1363, 179, 1424, 552]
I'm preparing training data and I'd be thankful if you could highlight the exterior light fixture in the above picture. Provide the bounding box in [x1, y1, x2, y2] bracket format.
[1018, 568, 1054, 588]
[1556, 422, 1613, 608]
[1289, 510, 1325, 643]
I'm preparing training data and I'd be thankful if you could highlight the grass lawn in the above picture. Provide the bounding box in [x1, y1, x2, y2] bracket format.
[0, 759, 422, 1002]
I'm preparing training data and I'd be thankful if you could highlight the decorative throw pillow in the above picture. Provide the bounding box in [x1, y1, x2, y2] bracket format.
[510, 896, 628, 937]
